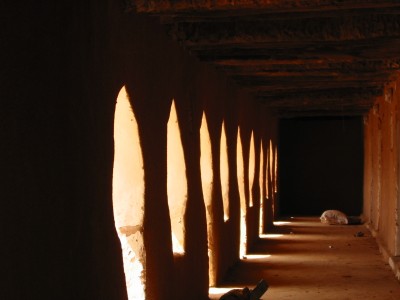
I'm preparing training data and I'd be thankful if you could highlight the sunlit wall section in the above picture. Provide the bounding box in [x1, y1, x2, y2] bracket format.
[200, 112, 216, 283]
[113, 86, 146, 300]
[220, 122, 230, 222]
[167, 100, 187, 255]
[248, 132, 256, 208]
[237, 128, 247, 258]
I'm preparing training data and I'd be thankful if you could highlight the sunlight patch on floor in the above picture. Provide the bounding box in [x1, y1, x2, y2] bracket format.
[260, 233, 283, 238]
[243, 254, 271, 259]
[273, 221, 291, 226]
[209, 286, 243, 296]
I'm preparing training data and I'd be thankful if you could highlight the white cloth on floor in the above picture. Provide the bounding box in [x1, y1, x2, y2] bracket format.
[320, 210, 348, 225]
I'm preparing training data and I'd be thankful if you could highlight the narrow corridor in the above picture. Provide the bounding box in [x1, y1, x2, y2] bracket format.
[210, 218, 400, 300]
[6, 3, 400, 299]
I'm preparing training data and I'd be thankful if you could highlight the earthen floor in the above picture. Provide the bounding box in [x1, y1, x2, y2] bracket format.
[209, 217, 400, 300]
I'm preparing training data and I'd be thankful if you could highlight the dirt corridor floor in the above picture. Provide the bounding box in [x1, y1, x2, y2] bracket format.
[209, 217, 400, 300]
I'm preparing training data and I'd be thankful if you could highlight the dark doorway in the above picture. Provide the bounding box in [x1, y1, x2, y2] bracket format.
[278, 117, 363, 217]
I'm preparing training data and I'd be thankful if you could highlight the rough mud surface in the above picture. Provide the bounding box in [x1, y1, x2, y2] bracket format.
[210, 217, 400, 300]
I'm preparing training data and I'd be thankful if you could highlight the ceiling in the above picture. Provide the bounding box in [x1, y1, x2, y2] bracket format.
[131, 1, 400, 117]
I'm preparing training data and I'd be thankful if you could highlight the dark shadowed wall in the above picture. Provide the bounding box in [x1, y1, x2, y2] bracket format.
[278, 117, 363, 217]
[1, 2, 278, 299]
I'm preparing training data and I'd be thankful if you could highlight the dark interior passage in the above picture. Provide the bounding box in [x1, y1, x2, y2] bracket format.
[278, 117, 363, 217]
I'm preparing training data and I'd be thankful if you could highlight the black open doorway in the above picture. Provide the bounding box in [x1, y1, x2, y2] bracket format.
[278, 117, 363, 217]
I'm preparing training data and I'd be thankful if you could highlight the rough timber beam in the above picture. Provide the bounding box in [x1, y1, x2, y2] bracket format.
[274, 108, 369, 117]
[256, 87, 383, 102]
[129, 0, 400, 116]
[268, 104, 373, 115]
[214, 59, 400, 73]
[255, 86, 382, 115]
[260, 93, 376, 108]
[225, 70, 393, 81]
[159, 7, 400, 23]
[245, 81, 385, 94]
[166, 15, 400, 46]
[233, 74, 390, 91]
[191, 38, 400, 61]
[133, 0, 400, 14]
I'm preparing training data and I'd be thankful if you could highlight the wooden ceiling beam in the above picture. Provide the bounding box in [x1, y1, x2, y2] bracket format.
[160, 7, 400, 23]
[190, 38, 400, 60]
[132, 0, 400, 15]
[223, 70, 393, 80]
[231, 72, 394, 88]
[275, 109, 369, 117]
[261, 96, 375, 108]
[243, 81, 384, 94]
[256, 86, 382, 99]
[238, 78, 386, 89]
[129, 0, 400, 116]
[214, 59, 400, 68]
[215, 60, 400, 76]
[167, 15, 400, 46]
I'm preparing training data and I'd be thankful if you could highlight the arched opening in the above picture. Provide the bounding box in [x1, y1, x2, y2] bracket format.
[237, 128, 247, 258]
[167, 100, 187, 255]
[248, 131, 255, 207]
[266, 142, 270, 201]
[259, 140, 265, 235]
[262, 138, 275, 229]
[269, 140, 274, 187]
[200, 112, 216, 284]
[269, 140, 275, 217]
[112, 86, 146, 300]
[220, 122, 230, 222]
